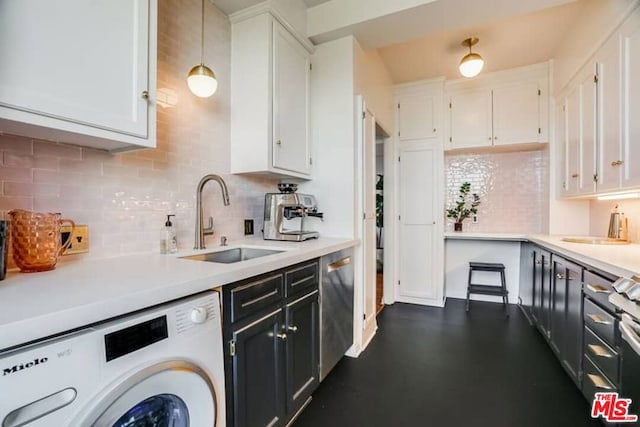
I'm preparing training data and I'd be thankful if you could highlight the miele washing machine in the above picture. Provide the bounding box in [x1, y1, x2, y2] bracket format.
[0, 290, 225, 427]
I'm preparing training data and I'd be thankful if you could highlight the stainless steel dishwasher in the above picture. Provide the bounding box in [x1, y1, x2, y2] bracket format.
[319, 248, 354, 381]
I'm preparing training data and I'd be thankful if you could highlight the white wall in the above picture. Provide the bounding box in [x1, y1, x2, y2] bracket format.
[299, 37, 356, 238]
[445, 239, 521, 303]
[552, 0, 638, 94]
[353, 40, 394, 134]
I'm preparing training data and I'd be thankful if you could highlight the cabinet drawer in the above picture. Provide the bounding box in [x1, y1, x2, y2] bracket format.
[230, 274, 284, 322]
[584, 326, 619, 386]
[285, 262, 318, 297]
[584, 271, 615, 312]
[584, 298, 617, 347]
[583, 354, 617, 401]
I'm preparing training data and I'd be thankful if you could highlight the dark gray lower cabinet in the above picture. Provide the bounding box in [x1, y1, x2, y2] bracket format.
[232, 309, 286, 427]
[223, 260, 320, 427]
[518, 243, 534, 322]
[532, 247, 552, 336]
[551, 255, 583, 384]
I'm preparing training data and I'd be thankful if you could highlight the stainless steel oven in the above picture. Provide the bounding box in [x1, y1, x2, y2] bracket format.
[620, 313, 640, 418]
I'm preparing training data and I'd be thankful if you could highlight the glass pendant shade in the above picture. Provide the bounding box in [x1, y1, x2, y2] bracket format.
[459, 53, 484, 78]
[187, 64, 218, 98]
[188, 0, 217, 98]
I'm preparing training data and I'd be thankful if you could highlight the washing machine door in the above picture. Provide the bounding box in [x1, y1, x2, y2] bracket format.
[75, 361, 217, 427]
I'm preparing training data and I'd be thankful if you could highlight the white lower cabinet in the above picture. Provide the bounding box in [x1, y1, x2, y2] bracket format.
[397, 141, 444, 307]
[230, 11, 312, 179]
[0, 0, 156, 152]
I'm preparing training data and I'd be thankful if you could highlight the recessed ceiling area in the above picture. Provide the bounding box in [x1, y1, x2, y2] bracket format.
[376, 1, 586, 83]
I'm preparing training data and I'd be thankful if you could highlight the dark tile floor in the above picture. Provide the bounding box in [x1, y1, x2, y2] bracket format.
[295, 299, 601, 427]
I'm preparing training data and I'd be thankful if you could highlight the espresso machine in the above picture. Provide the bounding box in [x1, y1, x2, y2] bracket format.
[263, 191, 323, 241]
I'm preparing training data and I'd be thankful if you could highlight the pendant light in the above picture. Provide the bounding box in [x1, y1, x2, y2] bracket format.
[187, 0, 218, 98]
[459, 37, 484, 78]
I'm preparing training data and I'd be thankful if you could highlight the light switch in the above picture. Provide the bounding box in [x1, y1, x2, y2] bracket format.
[61, 225, 89, 255]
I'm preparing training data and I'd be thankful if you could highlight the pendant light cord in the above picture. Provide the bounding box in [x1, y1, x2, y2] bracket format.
[200, 0, 205, 65]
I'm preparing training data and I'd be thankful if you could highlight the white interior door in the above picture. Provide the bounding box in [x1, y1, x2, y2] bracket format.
[363, 106, 377, 331]
[397, 141, 444, 306]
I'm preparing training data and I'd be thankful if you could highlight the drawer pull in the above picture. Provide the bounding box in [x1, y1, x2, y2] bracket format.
[290, 275, 315, 288]
[587, 284, 612, 294]
[328, 257, 351, 273]
[587, 373, 613, 390]
[240, 289, 279, 308]
[588, 344, 614, 358]
[587, 314, 612, 325]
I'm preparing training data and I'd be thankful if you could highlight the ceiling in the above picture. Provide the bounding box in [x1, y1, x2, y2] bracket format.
[212, 0, 329, 16]
[377, 1, 586, 83]
[211, 0, 586, 83]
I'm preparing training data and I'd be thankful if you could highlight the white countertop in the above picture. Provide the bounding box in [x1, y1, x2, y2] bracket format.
[444, 232, 640, 278]
[529, 235, 640, 278]
[0, 237, 358, 351]
[444, 232, 527, 241]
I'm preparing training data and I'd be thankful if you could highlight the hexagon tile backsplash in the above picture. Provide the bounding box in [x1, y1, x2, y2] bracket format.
[445, 149, 550, 234]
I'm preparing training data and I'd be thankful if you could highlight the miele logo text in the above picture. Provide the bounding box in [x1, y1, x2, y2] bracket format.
[2, 357, 48, 376]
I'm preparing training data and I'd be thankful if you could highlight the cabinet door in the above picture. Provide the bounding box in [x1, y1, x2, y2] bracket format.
[596, 36, 623, 191]
[532, 249, 543, 324]
[551, 257, 567, 357]
[565, 87, 581, 195]
[579, 66, 598, 195]
[272, 20, 310, 175]
[518, 243, 535, 319]
[621, 13, 640, 188]
[492, 81, 541, 145]
[539, 250, 553, 337]
[564, 261, 583, 384]
[556, 101, 571, 197]
[0, 0, 150, 137]
[232, 309, 286, 427]
[285, 291, 319, 414]
[398, 93, 439, 140]
[397, 142, 443, 306]
[448, 89, 492, 149]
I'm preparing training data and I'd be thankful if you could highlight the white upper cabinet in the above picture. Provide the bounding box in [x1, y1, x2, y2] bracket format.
[492, 81, 542, 146]
[557, 6, 640, 198]
[448, 89, 492, 149]
[445, 63, 549, 151]
[0, 0, 156, 152]
[230, 11, 313, 179]
[620, 9, 640, 189]
[561, 65, 597, 197]
[397, 90, 441, 140]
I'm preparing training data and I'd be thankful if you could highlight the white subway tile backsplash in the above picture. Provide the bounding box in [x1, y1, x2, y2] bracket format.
[445, 149, 549, 234]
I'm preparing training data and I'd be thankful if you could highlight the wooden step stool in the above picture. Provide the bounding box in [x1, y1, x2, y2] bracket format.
[465, 262, 509, 316]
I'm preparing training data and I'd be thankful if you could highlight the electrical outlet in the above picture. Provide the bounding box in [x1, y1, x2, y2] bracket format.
[244, 219, 254, 235]
[472, 214, 479, 224]
[61, 225, 89, 255]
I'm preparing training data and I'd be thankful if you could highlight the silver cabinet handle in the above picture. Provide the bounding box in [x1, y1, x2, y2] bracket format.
[276, 333, 287, 341]
[587, 284, 611, 294]
[588, 344, 614, 358]
[556, 273, 566, 280]
[240, 289, 279, 308]
[587, 314, 612, 325]
[287, 325, 298, 332]
[587, 373, 613, 390]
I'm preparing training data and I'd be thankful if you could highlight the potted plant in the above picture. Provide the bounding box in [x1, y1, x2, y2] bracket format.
[446, 182, 480, 232]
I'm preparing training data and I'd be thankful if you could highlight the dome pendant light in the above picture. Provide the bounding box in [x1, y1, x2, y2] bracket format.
[187, 0, 218, 97]
[459, 37, 484, 78]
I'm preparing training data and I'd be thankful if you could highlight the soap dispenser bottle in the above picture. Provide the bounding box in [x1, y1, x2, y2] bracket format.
[161, 214, 178, 254]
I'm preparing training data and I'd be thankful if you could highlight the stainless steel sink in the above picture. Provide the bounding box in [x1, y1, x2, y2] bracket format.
[561, 237, 630, 245]
[180, 247, 285, 263]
